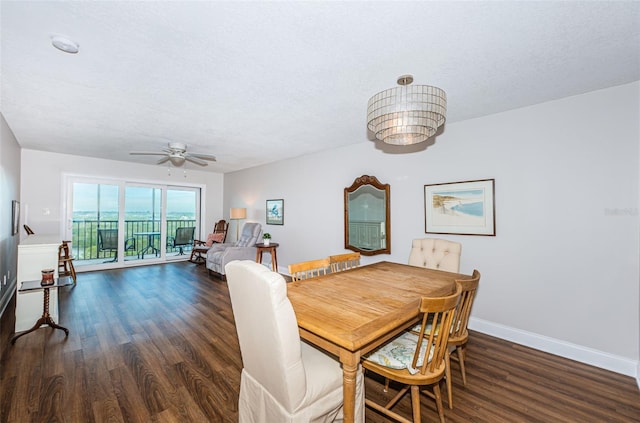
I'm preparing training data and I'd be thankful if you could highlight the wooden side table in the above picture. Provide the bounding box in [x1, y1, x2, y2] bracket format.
[11, 276, 73, 344]
[256, 242, 279, 272]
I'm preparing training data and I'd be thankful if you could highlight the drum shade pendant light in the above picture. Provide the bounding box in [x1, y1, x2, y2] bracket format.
[367, 75, 447, 145]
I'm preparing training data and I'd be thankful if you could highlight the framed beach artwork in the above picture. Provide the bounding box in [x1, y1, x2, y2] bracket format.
[266, 199, 284, 225]
[424, 179, 495, 236]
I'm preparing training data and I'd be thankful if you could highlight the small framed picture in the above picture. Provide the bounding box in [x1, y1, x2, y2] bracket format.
[266, 199, 284, 225]
[424, 179, 495, 236]
[11, 200, 20, 236]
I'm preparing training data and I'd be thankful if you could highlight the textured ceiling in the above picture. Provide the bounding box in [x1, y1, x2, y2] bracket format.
[2, 1, 639, 173]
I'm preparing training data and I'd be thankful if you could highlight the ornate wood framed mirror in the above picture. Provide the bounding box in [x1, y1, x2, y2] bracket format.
[344, 175, 390, 256]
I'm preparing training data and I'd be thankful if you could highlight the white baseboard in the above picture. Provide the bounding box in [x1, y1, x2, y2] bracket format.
[0, 276, 16, 317]
[469, 317, 639, 378]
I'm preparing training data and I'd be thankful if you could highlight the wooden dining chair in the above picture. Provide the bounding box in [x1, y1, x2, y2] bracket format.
[329, 252, 361, 273]
[362, 285, 462, 423]
[443, 269, 480, 408]
[406, 269, 481, 409]
[288, 258, 330, 281]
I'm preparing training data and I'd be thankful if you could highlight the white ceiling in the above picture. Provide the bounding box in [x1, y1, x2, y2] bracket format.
[2, 1, 639, 173]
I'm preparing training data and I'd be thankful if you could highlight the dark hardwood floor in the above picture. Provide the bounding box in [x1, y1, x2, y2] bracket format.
[1, 262, 638, 422]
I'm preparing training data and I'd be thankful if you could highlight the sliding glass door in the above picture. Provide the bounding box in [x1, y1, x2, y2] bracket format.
[66, 177, 201, 270]
[166, 188, 199, 260]
[124, 185, 163, 263]
[70, 181, 121, 265]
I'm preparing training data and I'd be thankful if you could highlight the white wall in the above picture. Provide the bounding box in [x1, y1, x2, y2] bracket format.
[225, 82, 640, 377]
[0, 113, 21, 316]
[20, 149, 225, 242]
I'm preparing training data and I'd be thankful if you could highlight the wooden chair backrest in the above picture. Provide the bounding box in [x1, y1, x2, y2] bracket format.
[449, 269, 480, 344]
[288, 258, 330, 281]
[414, 285, 461, 376]
[329, 252, 361, 273]
[213, 219, 229, 243]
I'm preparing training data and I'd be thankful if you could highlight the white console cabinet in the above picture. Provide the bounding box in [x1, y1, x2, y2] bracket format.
[16, 235, 61, 332]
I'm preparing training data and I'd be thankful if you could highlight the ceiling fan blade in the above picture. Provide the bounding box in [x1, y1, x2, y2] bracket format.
[189, 153, 217, 161]
[157, 157, 171, 164]
[130, 151, 168, 156]
[185, 156, 208, 166]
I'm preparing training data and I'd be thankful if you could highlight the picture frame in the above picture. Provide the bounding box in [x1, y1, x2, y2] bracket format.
[266, 199, 284, 225]
[424, 179, 495, 236]
[11, 200, 20, 236]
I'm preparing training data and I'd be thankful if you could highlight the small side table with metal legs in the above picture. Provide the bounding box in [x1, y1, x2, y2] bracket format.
[11, 276, 73, 344]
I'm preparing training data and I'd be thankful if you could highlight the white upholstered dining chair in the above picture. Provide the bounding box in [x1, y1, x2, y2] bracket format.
[225, 260, 364, 422]
[408, 238, 462, 272]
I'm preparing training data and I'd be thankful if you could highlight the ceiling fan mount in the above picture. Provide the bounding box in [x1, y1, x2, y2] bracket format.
[130, 142, 216, 167]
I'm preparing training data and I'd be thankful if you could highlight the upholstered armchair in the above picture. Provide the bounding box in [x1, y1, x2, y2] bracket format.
[206, 222, 262, 278]
[408, 238, 462, 272]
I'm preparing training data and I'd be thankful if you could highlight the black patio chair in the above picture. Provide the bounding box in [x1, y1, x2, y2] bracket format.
[168, 226, 196, 255]
[97, 228, 136, 262]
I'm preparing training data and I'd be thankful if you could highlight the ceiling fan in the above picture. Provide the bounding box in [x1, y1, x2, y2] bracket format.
[129, 142, 216, 167]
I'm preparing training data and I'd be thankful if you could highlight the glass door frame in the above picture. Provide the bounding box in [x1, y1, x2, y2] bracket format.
[124, 183, 166, 265]
[63, 174, 204, 272]
[165, 185, 202, 262]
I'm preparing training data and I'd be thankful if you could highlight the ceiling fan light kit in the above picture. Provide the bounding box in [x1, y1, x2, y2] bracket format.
[367, 74, 447, 146]
[129, 142, 216, 169]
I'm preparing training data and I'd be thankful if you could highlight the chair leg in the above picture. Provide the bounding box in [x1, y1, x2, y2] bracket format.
[68, 261, 77, 284]
[433, 383, 445, 423]
[458, 345, 467, 386]
[445, 349, 453, 409]
[410, 385, 422, 423]
[104, 252, 117, 263]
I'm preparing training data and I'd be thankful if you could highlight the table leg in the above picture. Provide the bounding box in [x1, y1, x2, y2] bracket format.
[271, 248, 278, 272]
[139, 235, 159, 259]
[150, 234, 159, 257]
[11, 288, 69, 344]
[340, 350, 361, 423]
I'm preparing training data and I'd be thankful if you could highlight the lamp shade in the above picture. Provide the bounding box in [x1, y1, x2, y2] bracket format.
[230, 207, 247, 219]
[367, 75, 446, 146]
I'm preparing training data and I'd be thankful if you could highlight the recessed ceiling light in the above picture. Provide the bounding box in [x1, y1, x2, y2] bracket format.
[51, 35, 79, 54]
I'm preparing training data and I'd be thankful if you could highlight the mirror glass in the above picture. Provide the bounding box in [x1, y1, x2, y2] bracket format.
[344, 175, 390, 255]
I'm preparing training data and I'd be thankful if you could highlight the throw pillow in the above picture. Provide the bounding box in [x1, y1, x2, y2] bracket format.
[206, 232, 225, 246]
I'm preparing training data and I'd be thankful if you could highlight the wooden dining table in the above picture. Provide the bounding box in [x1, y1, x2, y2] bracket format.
[287, 261, 471, 423]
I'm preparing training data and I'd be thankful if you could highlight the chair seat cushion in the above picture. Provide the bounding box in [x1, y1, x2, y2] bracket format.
[410, 319, 460, 334]
[364, 332, 434, 370]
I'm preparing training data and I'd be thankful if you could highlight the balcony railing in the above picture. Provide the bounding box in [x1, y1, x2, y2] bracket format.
[71, 219, 197, 261]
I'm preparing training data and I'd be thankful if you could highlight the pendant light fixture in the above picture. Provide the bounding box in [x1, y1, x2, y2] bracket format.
[367, 75, 447, 145]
